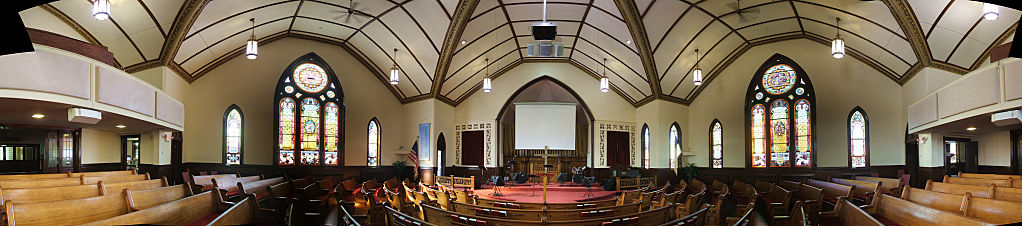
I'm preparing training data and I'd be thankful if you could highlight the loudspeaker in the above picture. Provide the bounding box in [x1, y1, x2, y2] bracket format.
[530, 22, 557, 41]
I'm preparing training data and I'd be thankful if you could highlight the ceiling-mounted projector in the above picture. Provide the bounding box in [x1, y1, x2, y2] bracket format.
[531, 22, 557, 41]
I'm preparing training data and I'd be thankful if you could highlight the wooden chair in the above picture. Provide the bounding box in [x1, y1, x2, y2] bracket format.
[81, 190, 231, 226]
[453, 189, 476, 204]
[654, 190, 681, 209]
[125, 184, 194, 211]
[753, 179, 773, 194]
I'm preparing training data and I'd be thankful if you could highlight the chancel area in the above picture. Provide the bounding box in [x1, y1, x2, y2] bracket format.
[2, 0, 1022, 225]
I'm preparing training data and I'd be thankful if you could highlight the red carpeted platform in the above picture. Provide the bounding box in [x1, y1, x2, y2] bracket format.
[473, 183, 618, 203]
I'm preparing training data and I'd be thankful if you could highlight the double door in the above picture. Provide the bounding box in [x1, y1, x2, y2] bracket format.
[44, 130, 78, 173]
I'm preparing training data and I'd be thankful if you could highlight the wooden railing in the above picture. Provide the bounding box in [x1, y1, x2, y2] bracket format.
[435, 175, 475, 189]
[615, 176, 657, 191]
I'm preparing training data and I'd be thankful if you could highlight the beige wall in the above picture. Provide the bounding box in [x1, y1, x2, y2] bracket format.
[978, 131, 1011, 166]
[182, 38, 404, 166]
[687, 39, 907, 168]
[80, 128, 121, 164]
[635, 100, 689, 168]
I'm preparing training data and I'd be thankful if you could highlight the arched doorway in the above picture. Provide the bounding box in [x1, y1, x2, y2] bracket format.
[436, 133, 446, 176]
[497, 76, 594, 177]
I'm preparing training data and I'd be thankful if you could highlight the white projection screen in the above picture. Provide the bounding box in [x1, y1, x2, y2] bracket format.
[515, 103, 576, 150]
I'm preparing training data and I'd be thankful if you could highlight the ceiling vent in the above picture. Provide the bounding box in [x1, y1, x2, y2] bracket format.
[527, 43, 564, 57]
[68, 108, 102, 124]
[991, 110, 1022, 126]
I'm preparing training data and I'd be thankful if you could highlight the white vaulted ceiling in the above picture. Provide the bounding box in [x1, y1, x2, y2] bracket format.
[19, 0, 1020, 106]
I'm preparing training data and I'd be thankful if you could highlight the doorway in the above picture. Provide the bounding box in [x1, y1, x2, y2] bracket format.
[944, 137, 978, 176]
[437, 133, 446, 176]
[461, 131, 483, 166]
[606, 131, 631, 167]
[122, 135, 141, 170]
[45, 131, 78, 173]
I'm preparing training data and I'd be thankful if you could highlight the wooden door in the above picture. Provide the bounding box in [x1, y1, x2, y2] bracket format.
[461, 131, 484, 166]
[606, 131, 630, 167]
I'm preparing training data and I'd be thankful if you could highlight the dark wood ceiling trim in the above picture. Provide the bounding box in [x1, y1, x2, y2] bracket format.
[925, 0, 955, 38]
[136, 0, 167, 38]
[287, 0, 306, 31]
[444, 46, 518, 96]
[467, 5, 501, 22]
[882, 0, 936, 80]
[187, 32, 405, 102]
[682, 0, 748, 42]
[571, 46, 647, 97]
[566, 0, 593, 59]
[123, 59, 163, 74]
[670, 30, 740, 96]
[657, 95, 690, 106]
[38, 4, 110, 65]
[180, 17, 293, 64]
[162, 0, 210, 68]
[615, 0, 662, 97]
[436, 95, 457, 106]
[345, 2, 402, 41]
[184, 0, 295, 41]
[800, 17, 912, 66]
[431, 0, 479, 97]
[106, 17, 148, 61]
[899, 62, 925, 85]
[435, 0, 453, 21]
[658, 19, 716, 80]
[452, 59, 524, 104]
[789, 1, 805, 35]
[454, 23, 510, 56]
[447, 37, 516, 85]
[651, 2, 695, 53]
[167, 62, 191, 82]
[585, 3, 625, 22]
[496, 0, 524, 59]
[944, 17, 983, 62]
[574, 36, 647, 83]
[566, 59, 640, 104]
[640, 0, 657, 19]
[803, 32, 901, 81]
[401, 94, 434, 104]
[792, 0, 909, 41]
[395, 3, 442, 55]
[373, 17, 436, 86]
[579, 22, 640, 55]
[970, 22, 1016, 71]
[294, 16, 361, 30]
[353, 29, 424, 96]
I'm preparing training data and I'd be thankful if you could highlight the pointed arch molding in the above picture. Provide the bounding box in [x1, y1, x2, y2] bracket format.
[223, 104, 244, 165]
[273, 52, 345, 167]
[744, 53, 817, 169]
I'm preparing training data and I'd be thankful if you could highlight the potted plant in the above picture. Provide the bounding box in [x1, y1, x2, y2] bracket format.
[682, 163, 699, 183]
[393, 160, 408, 180]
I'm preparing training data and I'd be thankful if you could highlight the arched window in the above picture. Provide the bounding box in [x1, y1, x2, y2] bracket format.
[710, 119, 723, 168]
[223, 105, 243, 165]
[745, 54, 815, 168]
[641, 124, 650, 168]
[368, 118, 380, 167]
[849, 107, 869, 168]
[669, 122, 681, 169]
[275, 53, 344, 166]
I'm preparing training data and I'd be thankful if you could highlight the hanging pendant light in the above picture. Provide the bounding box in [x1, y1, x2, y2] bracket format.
[92, 0, 111, 20]
[600, 58, 610, 92]
[831, 17, 845, 59]
[389, 49, 400, 85]
[482, 58, 492, 93]
[693, 49, 703, 86]
[245, 18, 258, 60]
[983, 3, 999, 21]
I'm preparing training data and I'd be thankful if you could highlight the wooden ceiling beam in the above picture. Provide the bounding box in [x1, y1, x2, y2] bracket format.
[614, 0, 662, 99]
[431, 0, 480, 98]
[155, 0, 210, 82]
[882, 0, 968, 84]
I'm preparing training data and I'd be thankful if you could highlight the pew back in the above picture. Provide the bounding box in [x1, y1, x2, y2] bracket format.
[964, 193, 1022, 224]
[992, 186, 1022, 203]
[868, 194, 994, 226]
[192, 174, 238, 189]
[69, 170, 135, 178]
[804, 178, 854, 204]
[212, 175, 261, 194]
[208, 194, 269, 226]
[959, 172, 1022, 180]
[5, 191, 130, 225]
[386, 206, 435, 226]
[127, 184, 194, 211]
[0, 177, 81, 189]
[926, 180, 995, 198]
[821, 198, 882, 226]
[80, 190, 225, 226]
[854, 176, 903, 192]
[0, 182, 105, 204]
[900, 187, 965, 213]
[104, 178, 168, 192]
[82, 173, 149, 184]
[0, 173, 69, 180]
[944, 175, 1012, 187]
[238, 177, 286, 197]
[831, 178, 879, 200]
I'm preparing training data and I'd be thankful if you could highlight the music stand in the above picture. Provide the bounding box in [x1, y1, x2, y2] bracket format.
[528, 174, 539, 196]
[489, 176, 505, 197]
[582, 177, 595, 197]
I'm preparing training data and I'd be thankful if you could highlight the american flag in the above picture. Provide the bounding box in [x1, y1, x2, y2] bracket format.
[408, 138, 419, 178]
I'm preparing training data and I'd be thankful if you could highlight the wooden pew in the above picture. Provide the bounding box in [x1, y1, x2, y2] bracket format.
[385, 206, 434, 226]
[772, 201, 808, 226]
[926, 180, 995, 198]
[0, 177, 82, 189]
[449, 201, 641, 221]
[105, 177, 168, 192]
[862, 193, 994, 226]
[831, 178, 879, 204]
[944, 175, 1012, 187]
[675, 190, 706, 217]
[423, 202, 677, 226]
[126, 184, 194, 211]
[191, 173, 238, 191]
[548, 205, 673, 226]
[453, 188, 476, 205]
[992, 186, 1022, 203]
[762, 183, 793, 217]
[854, 175, 904, 196]
[5, 189, 130, 225]
[662, 206, 708, 226]
[238, 177, 286, 201]
[0, 182, 105, 204]
[82, 173, 150, 184]
[727, 203, 757, 226]
[474, 197, 617, 210]
[0, 172, 69, 180]
[212, 175, 261, 199]
[963, 192, 1022, 224]
[959, 172, 1022, 180]
[617, 189, 641, 205]
[704, 190, 726, 225]
[753, 179, 773, 194]
[792, 183, 823, 222]
[804, 178, 853, 208]
[818, 197, 883, 226]
[207, 193, 274, 226]
[900, 187, 967, 213]
[687, 179, 707, 194]
[81, 190, 230, 226]
[69, 170, 136, 178]
[779, 180, 800, 192]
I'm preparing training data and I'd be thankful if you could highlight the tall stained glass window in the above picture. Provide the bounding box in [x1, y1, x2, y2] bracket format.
[324, 102, 339, 165]
[849, 108, 868, 168]
[368, 119, 380, 167]
[745, 54, 814, 168]
[279, 98, 296, 165]
[275, 53, 344, 167]
[710, 120, 723, 168]
[641, 124, 649, 168]
[751, 104, 767, 168]
[669, 123, 681, 169]
[224, 105, 243, 165]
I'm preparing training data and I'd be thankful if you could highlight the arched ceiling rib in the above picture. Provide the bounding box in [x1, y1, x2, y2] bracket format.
[19, 0, 1019, 106]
